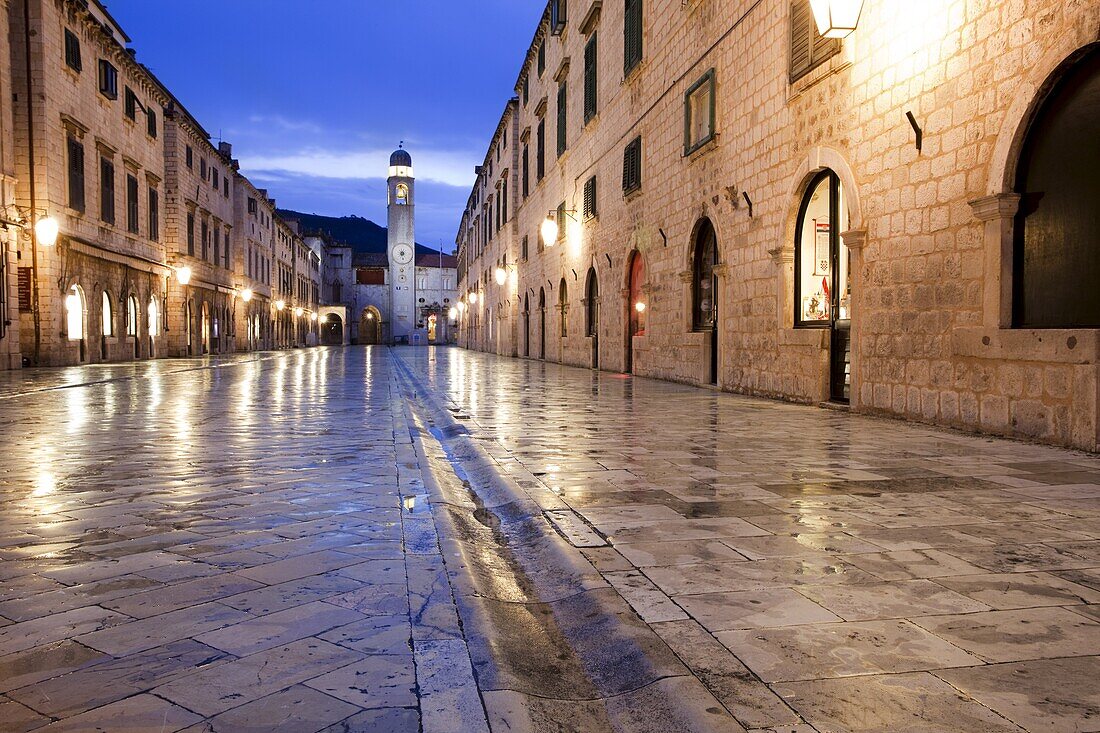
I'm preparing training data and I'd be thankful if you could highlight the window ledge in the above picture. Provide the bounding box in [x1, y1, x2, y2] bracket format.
[684, 134, 719, 160]
[623, 58, 647, 84]
[623, 186, 643, 202]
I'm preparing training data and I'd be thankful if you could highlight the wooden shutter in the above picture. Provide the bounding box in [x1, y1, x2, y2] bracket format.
[790, 0, 840, 83]
[100, 158, 114, 224]
[522, 146, 529, 198]
[536, 119, 545, 180]
[67, 137, 85, 212]
[584, 176, 597, 219]
[584, 34, 598, 122]
[625, 0, 643, 74]
[557, 83, 568, 156]
[622, 137, 641, 193]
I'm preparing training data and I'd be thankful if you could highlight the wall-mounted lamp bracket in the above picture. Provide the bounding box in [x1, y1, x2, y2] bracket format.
[742, 192, 753, 218]
[906, 111, 923, 152]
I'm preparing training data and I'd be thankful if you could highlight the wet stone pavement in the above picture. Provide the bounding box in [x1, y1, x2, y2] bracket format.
[0, 346, 1094, 732]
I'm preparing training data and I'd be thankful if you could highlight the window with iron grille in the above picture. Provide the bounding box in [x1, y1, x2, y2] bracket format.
[100, 158, 115, 224]
[98, 59, 117, 99]
[64, 29, 82, 72]
[583, 176, 597, 220]
[624, 0, 643, 75]
[622, 136, 642, 194]
[67, 137, 85, 212]
[550, 0, 567, 34]
[789, 0, 839, 83]
[148, 187, 159, 241]
[557, 82, 568, 156]
[584, 33, 598, 123]
[126, 174, 139, 234]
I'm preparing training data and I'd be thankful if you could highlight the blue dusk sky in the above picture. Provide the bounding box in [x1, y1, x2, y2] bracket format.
[104, 1, 545, 252]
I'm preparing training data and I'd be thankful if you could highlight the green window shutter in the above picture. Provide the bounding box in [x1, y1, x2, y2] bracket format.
[624, 0, 643, 75]
[584, 34, 598, 123]
[584, 176, 597, 219]
[557, 83, 568, 156]
[622, 137, 641, 193]
[536, 119, 545, 180]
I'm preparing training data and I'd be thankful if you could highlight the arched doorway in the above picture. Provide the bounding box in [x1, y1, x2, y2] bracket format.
[523, 293, 530, 357]
[323, 314, 344, 345]
[1014, 46, 1100, 328]
[795, 170, 851, 401]
[200, 302, 210, 355]
[148, 296, 159, 358]
[360, 307, 382, 344]
[626, 251, 646, 374]
[100, 290, 113, 361]
[538, 287, 546, 360]
[585, 268, 599, 369]
[65, 284, 87, 363]
[127, 294, 141, 359]
[691, 219, 718, 384]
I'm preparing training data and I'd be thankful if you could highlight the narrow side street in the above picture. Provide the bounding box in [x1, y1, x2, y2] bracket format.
[0, 345, 1097, 732]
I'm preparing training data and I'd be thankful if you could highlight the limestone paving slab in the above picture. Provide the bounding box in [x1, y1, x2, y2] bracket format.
[911, 607, 1100, 662]
[935, 656, 1100, 732]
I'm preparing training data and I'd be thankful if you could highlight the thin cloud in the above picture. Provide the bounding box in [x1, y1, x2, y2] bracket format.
[240, 147, 479, 188]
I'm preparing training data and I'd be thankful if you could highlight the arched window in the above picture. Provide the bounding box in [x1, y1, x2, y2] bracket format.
[559, 278, 568, 337]
[1014, 47, 1100, 327]
[395, 183, 409, 205]
[126, 295, 139, 336]
[101, 291, 113, 337]
[692, 219, 718, 330]
[66, 286, 85, 341]
[585, 268, 599, 337]
[795, 170, 849, 326]
[629, 251, 646, 336]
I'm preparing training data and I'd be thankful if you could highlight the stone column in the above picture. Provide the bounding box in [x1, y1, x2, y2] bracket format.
[841, 229, 867, 410]
[969, 194, 1020, 329]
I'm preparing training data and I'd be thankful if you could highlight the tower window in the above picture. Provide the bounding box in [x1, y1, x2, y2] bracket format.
[396, 183, 409, 204]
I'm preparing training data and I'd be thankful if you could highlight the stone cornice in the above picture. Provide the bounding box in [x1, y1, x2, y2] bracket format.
[840, 229, 868, 251]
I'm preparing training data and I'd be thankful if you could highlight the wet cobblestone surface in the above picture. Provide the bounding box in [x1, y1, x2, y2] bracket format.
[398, 347, 1100, 733]
[0, 345, 1098, 732]
[0, 348, 483, 733]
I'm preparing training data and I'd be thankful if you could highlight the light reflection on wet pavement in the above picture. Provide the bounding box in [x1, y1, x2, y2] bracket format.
[395, 347, 1100, 733]
[0, 345, 1097, 732]
[0, 348, 483, 733]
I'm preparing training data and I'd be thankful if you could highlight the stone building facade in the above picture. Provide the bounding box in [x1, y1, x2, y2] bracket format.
[2, 0, 320, 368]
[0, 0, 20, 370]
[456, 0, 1100, 452]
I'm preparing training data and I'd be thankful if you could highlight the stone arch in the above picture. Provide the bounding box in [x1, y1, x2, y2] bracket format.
[784, 146, 864, 249]
[988, 37, 1100, 196]
[360, 305, 383, 344]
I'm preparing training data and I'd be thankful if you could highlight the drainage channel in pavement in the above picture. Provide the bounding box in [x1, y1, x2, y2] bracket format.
[393, 350, 742, 733]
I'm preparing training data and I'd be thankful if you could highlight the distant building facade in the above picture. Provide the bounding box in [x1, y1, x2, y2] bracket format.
[1, 0, 322, 368]
[307, 148, 459, 346]
[456, 0, 1100, 453]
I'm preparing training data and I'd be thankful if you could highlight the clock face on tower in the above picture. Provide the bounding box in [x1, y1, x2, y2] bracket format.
[392, 244, 413, 265]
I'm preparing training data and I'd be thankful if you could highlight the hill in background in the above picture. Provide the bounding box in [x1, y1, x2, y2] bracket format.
[278, 210, 448, 255]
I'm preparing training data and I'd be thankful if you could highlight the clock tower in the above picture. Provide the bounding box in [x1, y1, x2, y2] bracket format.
[387, 145, 416, 344]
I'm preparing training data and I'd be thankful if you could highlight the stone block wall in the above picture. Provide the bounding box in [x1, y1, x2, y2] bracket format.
[457, 0, 1100, 452]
